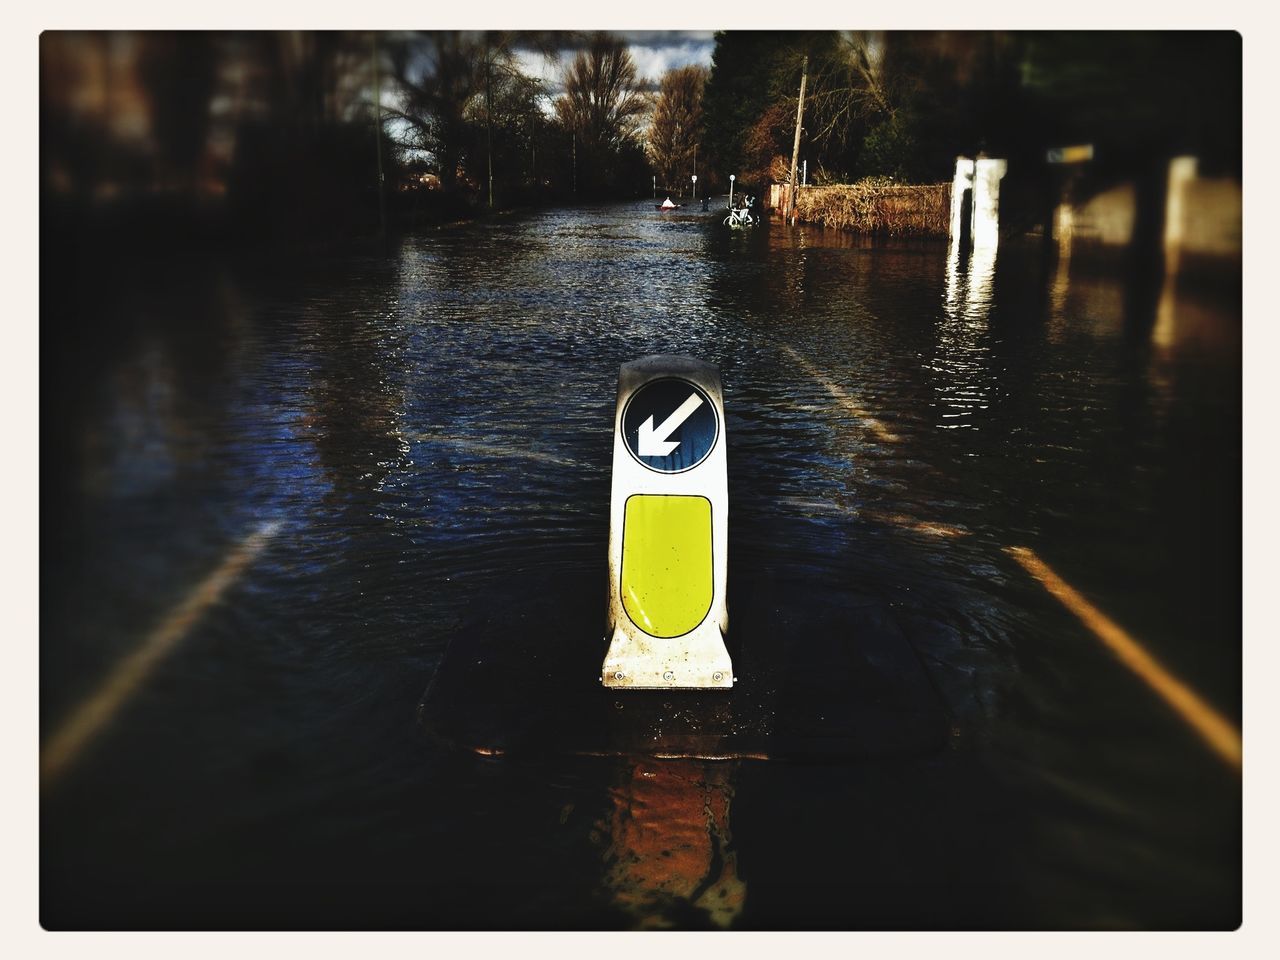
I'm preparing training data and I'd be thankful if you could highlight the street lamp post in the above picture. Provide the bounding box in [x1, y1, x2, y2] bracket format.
[692, 174, 698, 203]
[371, 33, 385, 239]
[729, 174, 735, 209]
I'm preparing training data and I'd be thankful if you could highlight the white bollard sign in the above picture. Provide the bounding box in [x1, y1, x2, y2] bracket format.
[602, 355, 733, 689]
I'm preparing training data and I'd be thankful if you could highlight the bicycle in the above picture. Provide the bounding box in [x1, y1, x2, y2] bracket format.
[723, 195, 758, 228]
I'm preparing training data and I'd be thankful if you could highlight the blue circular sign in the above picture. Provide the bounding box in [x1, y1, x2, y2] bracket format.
[621, 377, 719, 474]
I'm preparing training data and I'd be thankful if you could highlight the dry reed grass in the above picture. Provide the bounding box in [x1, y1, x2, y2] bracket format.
[788, 178, 951, 237]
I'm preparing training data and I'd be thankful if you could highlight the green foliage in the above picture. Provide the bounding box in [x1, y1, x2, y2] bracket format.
[702, 32, 804, 188]
[859, 114, 916, 182]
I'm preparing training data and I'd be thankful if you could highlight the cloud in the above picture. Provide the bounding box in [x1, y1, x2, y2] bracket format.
[626, 38, 714, 85]
[515, 31, 715, 100]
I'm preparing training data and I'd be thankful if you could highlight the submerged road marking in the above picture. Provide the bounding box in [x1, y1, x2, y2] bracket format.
[860, 508, 969, 540]
[416, 435, 582, 468]
[41, 520, 283, 785]
[1007, 545, 1241, 770]
[781, 347, 1239, 771]
[781, 345, 902, 445]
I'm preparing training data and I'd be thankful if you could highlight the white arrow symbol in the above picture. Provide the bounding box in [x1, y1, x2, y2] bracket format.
[638, 392, 705, 457]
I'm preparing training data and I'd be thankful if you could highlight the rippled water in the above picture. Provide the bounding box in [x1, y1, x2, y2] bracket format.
[42, 202, 1240, 929]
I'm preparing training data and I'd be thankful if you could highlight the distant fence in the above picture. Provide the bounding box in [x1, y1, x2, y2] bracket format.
[769, 181, 951, 238]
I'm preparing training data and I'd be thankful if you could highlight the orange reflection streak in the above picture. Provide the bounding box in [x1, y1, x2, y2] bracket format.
[861, 508, 969, 540]
[598, 758, 745, 928]
[1006, 546, 1241, 771]
[41, 520, 282, 785]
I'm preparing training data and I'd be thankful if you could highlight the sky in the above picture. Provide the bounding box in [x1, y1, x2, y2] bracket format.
[382, 30, 716, 157]
[514, 30, 716, 97]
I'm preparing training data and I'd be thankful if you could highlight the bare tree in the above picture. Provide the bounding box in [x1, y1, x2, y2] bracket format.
[386, 31, 562, 201]
[386, 32, 485, 193]
[646, 65, 708, 192]
[554, 32, 649, 191]
[760, 31, 892, 179]
[473, 32, 565, 206]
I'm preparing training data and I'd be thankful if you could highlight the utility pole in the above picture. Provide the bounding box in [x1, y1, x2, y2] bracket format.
[372, 32, 386, 238]
[486, 40, 494, 210]
[530, 78, 542, 194]
[788, 54, 808, 225]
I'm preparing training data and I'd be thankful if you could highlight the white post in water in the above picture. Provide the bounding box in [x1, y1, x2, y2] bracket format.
[949, 156, 1007, 249]
[692, 174, 698, 202]
[972, 158, 1007, 248]
[602, 355, 732, 690]
[949, 157, 975, 242]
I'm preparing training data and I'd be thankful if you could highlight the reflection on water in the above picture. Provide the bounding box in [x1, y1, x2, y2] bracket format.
[596, 758, 744, 929]
[42, 202, 1240, 929]
[943, 236, 998, 324]
[935, 239, 998, 431]
[1152, 275, 1239, 353]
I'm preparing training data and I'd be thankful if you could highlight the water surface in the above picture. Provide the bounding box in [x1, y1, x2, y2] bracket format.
[42, 202, 1241, 929]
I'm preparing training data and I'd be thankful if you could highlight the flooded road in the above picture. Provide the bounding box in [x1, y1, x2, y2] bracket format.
[42, 201, 1240, 929]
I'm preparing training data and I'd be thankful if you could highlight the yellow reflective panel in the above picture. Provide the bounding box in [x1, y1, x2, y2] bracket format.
[621, 495, 713, 638]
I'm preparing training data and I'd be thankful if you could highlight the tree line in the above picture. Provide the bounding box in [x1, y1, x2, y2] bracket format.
[363, 29, 1245, 213]
[41, 30, 1240, 249]
[383, 31, 650, 208]
[709, 31, 1239, 191]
